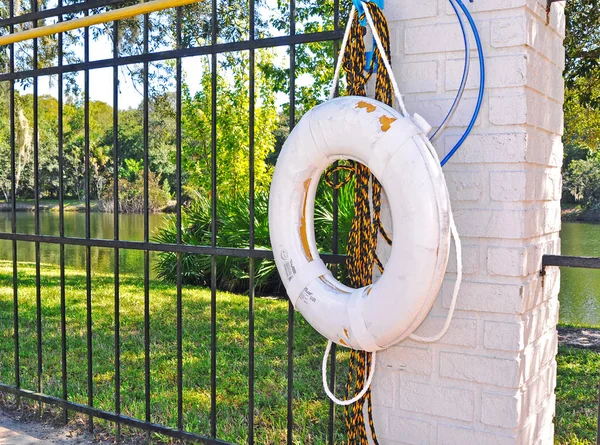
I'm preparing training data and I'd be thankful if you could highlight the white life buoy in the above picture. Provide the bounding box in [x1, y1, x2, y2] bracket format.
[268, 95, 452, 352]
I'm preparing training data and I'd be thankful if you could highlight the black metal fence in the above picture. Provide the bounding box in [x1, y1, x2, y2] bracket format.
[0, 0, 346, 443]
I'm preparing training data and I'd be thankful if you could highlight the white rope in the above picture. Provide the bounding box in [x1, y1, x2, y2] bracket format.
[322, 340, 377, 406]
[409, 126, 463, 343]
[361, 2, 409, 117]
[409, 213, 462, 342]
[329, 5, 356, 101]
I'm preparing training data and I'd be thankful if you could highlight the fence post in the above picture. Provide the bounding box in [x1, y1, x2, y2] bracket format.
[597, 381, 600, 445]
[370, 1, 566, 443]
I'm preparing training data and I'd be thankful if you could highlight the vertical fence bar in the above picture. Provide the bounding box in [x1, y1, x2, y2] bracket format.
[328, 2, 340, 438]
[175, 6, 184, 432]
[112, 19, 121, 443]
[327, 121, 338, 439]
[327, 152, 338, 445]
[287, 0, 296, 442]
[9, 0, 20, 406]
[142, 3, 151, 428]
[597, 381, 600, 445]
[84, 11, 94, 432]
[248, 0, 256, 441]
[57, 0, 68, 424]
[334, 0, 339, 32]
[32, 0, 43, 413]
[210, 0, 218, 436]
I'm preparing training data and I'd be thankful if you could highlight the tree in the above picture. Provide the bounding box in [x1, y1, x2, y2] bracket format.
[562, 1, 600, 208]
[565, 0, 600, 108]
[181, 50, 277, 200]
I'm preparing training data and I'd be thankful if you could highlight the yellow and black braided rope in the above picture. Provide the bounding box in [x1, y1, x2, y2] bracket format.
[335, 2, 394, 444]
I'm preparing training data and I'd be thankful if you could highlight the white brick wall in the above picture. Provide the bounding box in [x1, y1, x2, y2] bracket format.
[370, 0, 564, 443]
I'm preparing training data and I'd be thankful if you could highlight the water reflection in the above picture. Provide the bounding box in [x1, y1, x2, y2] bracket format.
[0, 212, 167, 277]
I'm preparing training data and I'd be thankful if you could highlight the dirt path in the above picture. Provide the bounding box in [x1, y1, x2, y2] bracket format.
[558, 326, 600, 349]
[0, 411, 104, 444]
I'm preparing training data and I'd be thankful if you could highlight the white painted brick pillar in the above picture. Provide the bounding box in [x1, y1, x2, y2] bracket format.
[371, 1, 565, 444]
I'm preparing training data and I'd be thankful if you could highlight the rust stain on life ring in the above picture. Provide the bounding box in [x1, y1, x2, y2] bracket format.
[356, 101, 376, 113]
[339, 339, 348, 346]
[380, 115, 397, 132]
[300, 178, 313, 261]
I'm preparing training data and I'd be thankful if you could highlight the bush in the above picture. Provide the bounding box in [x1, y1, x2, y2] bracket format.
[564, 153, 600, 211]
[100, 159, 171, 213]
[153, 179, 356, 294]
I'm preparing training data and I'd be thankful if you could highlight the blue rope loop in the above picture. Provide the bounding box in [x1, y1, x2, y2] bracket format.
[352, 0, 384, 26]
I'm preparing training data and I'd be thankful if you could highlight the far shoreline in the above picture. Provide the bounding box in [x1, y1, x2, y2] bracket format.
[562, 205, 600, 222]
[0, 200, 176, 214]
[0, 200, 599, 222]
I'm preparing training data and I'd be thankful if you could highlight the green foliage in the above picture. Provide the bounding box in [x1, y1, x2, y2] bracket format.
[0, 0, 335, 208]
[153, 191, 279, 293]
[565, 0, 600, 108]
[181, 52, 277, 199]
[154, 177, 356, 293]
[120, 158, 144, 181]
[313, 178, 355, 254]
[564, 87, 600, 163]
[564, 152, 600, 210]
[0, 87, 178, 206]
[100, 158, 170, 213]
[0, 93, 61, 200]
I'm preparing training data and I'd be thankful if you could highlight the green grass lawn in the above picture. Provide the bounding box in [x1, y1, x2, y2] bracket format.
[0, 261, 350, 444]
[1, 260, 600, 444]
[555, 345, 600, 445]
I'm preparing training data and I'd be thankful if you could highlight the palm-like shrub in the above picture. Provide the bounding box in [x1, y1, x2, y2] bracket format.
[154, 191, 277, 293]
[154, 180, 356, 294]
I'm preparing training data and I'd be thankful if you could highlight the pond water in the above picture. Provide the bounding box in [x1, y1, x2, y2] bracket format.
[0, 213, 597, 325]
[558, 221, 600, 326]
[0, 211, 168, 278]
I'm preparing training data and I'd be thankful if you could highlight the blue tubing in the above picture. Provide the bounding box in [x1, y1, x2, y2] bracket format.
[429, 0, 469, 143]
[440, 0, 485, 167]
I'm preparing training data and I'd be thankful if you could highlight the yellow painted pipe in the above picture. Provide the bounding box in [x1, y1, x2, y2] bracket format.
[0, 0, 201, 47]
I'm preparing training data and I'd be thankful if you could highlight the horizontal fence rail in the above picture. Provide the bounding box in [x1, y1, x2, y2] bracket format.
[0, 0, 345, 442]
[0, 0, 129, 27]
[0, 232, 346, 262]
[0, 31, 344, 82]
[542, 255, 600, 273]
[0, 0, 200, 46]
[0, 383, 232, 445]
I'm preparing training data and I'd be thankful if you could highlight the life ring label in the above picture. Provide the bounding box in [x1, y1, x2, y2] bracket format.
[283, 259, 296, 282]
